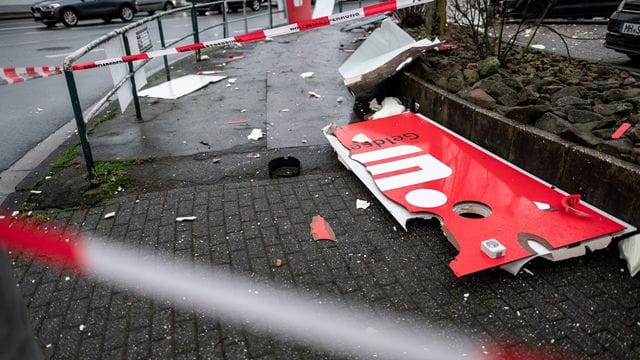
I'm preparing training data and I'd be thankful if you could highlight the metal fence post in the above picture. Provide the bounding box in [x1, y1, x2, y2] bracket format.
[156, 17, 171, 81]
[122, 33, 143, 120]
[243, 0, 248, 34]
[268, 0, 273, 28]
[64, 69, 96, 180]
[191, 1, 201, 61]
[222, 0, 229, 37]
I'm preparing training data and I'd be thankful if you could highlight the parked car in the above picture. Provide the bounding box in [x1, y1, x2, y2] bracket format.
[189, 0, 263, 15]
[605, 1, 640, 61]
[491, 0, 620, 19]
[31, 0, 137, 27]
[136, 0, 185, 15]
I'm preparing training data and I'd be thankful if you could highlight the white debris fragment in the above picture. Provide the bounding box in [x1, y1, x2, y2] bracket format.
[11, 211, 19, 217]
[200, 54, 210, 60]
[247, 128, 264, 140]
[104, 212, 116, 219]
[463, 293, 470, 300]
[176, 216, 197, 222]
[395, 57, 413, 72]
[371, 97, 405, 120]
[45, 176, 52, 180]
[65, 276, 70, 281]
[79, 324, 86, 331]
[228, 78, 237, 84]
[226, 84, 231, 87]
[352, 133, 373, 143]
[308, 91, 321, 98]
[530, 44, 546, 50]
[300, 72, 314, 78]
[336, 96, 344, 103]
[240, 109, 247, 113]
[46, 344, 52, 348]
[356, 199, 371, 209]
[30, 190, 42, 194]
[533, 201, 551, 210]
[36, 107, 44, 113]
[523, 268, 534, 276]
[281, 108, 289, 112]
[369, 98, 382, 111]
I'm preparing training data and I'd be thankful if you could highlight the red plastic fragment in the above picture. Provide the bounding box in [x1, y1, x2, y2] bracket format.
[310, 215, 336, 241]
[611, 122, 632, 139]
[561, 194, 591, 219]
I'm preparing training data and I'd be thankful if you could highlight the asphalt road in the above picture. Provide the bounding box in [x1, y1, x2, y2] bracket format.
[0, 8, 280, 172]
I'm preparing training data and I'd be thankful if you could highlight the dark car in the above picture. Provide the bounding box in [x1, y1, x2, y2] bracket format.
[190, 0, 262, 15]
[605, 1, 640, 60]
[31, 0, 138, 27]
[493, 0, 620, 19]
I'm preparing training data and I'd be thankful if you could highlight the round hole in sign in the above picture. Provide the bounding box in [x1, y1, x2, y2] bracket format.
[452, 201, 492, 219]
[405, 189, 448, 208]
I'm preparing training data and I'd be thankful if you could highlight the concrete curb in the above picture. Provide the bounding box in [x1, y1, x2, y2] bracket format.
[393, 71, 640, 227]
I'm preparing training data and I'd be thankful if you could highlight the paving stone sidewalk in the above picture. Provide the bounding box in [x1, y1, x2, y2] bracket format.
[9, 169, 640, 359]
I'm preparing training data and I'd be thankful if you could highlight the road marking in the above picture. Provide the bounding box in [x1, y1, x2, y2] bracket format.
[45, 48, 104, 59]
[0, 25, 41, 31]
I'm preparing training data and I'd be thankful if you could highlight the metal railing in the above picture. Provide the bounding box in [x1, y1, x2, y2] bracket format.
[62, 1, 287, 179]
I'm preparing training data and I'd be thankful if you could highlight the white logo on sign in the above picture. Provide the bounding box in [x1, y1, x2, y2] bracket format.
[351, 145, 452, 208]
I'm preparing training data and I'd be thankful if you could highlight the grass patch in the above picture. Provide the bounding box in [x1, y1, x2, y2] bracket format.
[84, 159, 147, 201]
[51, 144, 79, 169]
[28, 214, 49, 224]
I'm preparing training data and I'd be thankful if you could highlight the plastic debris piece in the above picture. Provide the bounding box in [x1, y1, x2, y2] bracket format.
[281, 108, 290, 112]
[274, 258, 284, 267]
[104, 212, 116, 219]
[308, 91, 321, 98]
[36, 107, 44, 112]
[533, 201, 551, 211]
[176, 216, 197, 222]
[310, 215, 336, 241]
[212, 158, 221, 163]
[228, 78, 237, 84]
[248, 128, 264, 140]
[530, 44, 546, 50]
[196, 70, 223, 75]
[138, 75, 226, 99]
[371, 97, 405, 119]
[79, 324, 86, 331]
[227, 55, 244, 63]
[561, 194, 591, 218]
[522, 268, 534, 276]
[619, 233, 640, 276]
[352, 133, 372, 143]
[240, 109, 247, 113]
[247, 153, 261, 158]
[612, 122, 632, 139]
[356, 199, 371, 209]
[481, 239, 506, 259]
[337, 96, 344, 103]
[300, 72, 314, 78]
[30, 190, 42, 194]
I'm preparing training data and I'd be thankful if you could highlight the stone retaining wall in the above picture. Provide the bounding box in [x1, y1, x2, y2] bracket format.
[392, 71, 640, 227]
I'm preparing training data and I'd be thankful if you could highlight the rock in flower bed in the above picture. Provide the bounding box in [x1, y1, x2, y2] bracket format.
[410, 33, 640, 166]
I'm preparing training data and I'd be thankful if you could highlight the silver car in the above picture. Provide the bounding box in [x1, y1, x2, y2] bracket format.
[136, 0, 185, 15]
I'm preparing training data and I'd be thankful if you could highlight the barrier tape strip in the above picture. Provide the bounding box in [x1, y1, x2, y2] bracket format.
[0, 66, 63, 85]
[0, 0, 432, 85]
[0, 214, 482, 360]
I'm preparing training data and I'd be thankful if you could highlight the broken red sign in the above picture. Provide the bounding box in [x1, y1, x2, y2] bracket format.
[328, 113, 627, 276]
[310, 215, 336, 241]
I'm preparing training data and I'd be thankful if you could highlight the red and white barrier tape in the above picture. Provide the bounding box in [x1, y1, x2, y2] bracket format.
[0, 0, 432, 86]
[0, 66, 63, 85]
[0, 214, 481, 360]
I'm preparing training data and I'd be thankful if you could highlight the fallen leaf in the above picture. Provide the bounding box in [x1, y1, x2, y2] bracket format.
[310, 215, 336, 241]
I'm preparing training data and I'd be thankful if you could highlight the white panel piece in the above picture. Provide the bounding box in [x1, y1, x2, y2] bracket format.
[619, 234, 640, 276]
[138, 75, 227, 100]
[338, 19, 439, 90]
[322, 124, 438, 230]
[312, 0, 336, 18]
[104, 27, 148, 113]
